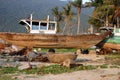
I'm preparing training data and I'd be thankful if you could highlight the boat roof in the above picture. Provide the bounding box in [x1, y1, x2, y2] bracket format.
[19, 19, 56, 25]
[99, 27, 114, 30]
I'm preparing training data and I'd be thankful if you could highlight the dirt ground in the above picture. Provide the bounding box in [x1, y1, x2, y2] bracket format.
[21, 68, 120, 80]
[15, 50, 120, 80]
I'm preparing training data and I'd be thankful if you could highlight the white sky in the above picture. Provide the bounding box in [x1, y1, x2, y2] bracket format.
[83, 0, 90, 4]
[60, 0, 91, 4]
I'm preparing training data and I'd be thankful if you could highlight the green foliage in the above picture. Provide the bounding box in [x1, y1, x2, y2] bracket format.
[112, 0, 120, 6]
[70, 0, 82, 7]
[88, 18, 103, 31]
[91, 0, 103, 7]
[89, 0, 118, 29]
[51, 6, 63, 32]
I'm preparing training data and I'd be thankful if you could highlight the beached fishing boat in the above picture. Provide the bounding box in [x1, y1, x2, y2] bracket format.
[0, 31, 111, 49]
[0, 15, 111, 49]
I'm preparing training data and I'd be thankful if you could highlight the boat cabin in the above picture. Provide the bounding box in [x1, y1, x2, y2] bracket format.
[19, 14, 57, 34]
[99, 27, 114, 33]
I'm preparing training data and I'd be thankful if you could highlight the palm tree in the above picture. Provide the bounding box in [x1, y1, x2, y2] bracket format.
[91, 0, 103, 7]
[71, 0, 82, 34]
[51, 6, 62, 32]
[62, 3, 74, 35]
[112, 0, 120, 27]
[88, 0, 116, 31]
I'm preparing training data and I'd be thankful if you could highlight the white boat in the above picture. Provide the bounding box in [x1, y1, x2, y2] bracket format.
[19, 14, 57, 34]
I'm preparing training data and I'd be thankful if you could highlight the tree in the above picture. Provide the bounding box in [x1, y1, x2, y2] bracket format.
[71, 0, 82, 34]
[91, 0, 103, 7]
[51, 6, 62, 32]
[88, 0, 117, 31]
[112, 0, 120, 27]
[62, 3, 74, 35]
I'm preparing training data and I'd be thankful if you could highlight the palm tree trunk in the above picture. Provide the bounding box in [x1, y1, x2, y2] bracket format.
[77, 8, 81, 34]
[117, 17, 119, 27]
[57, 21, 59, 33]
[62, 23, 67, 34]
[68, 22, 71, 35]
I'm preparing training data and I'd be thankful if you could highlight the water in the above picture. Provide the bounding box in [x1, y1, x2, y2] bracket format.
[0, 0, 93, 33]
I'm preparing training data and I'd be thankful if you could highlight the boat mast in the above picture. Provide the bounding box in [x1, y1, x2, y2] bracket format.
[47, 15, 49, 30]
[30, 14, 33, 28]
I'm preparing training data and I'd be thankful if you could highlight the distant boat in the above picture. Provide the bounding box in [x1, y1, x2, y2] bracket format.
[19, 14, 57, 34]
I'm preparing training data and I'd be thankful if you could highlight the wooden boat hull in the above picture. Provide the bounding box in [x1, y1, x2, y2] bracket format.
[0, 32, 111, 48]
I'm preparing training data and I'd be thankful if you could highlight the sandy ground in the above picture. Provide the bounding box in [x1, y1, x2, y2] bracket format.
[22, 68, 120, 80]
[15, 50, 120, 80]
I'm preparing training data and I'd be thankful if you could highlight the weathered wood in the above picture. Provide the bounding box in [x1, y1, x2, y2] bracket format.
[0, 31, 111, 48]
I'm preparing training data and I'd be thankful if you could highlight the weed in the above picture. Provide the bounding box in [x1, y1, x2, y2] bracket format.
[100, 64, 108, 68]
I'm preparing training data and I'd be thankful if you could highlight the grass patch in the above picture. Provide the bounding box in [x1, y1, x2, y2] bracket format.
[105, 54, 120, 66]
[20, 68, 38, 74]
[0, 67, 18, 74]
[0, 64, 98, 75]
[100, 64, 108, 68]
[0, 64, 112, 75]
[0, 75, 17, 80]
[37, 65, 69, 74]
[37, 64, 97, 75]
[105, 54, 120, 60]
[41, 48, 77, 53]
[110, 65, 119, 68]
[111, 61, 120, 66]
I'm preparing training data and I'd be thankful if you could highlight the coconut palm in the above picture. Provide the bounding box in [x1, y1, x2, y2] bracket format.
[91, 0, 103, 7]
[51, 6, 62, 32]
[88, 0, 117, 32]
[71, 0, 82, 34]
[62, 3, 74, 35]
[112, 0, 120, 27]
